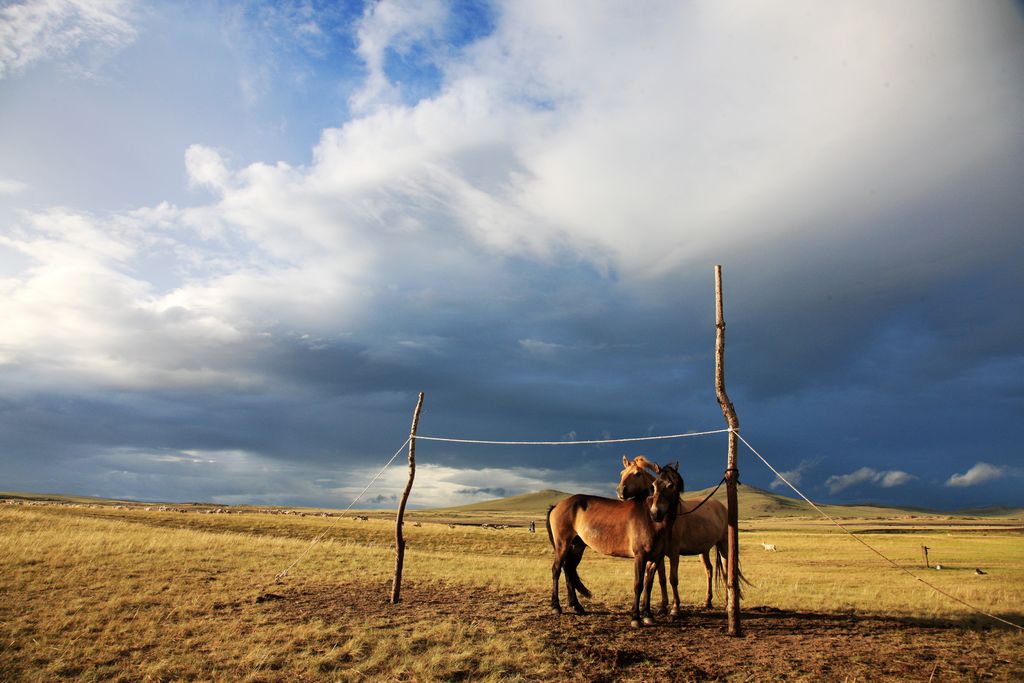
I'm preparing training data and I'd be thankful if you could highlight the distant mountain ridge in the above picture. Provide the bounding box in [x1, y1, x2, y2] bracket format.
[428, 484, 1024, 520]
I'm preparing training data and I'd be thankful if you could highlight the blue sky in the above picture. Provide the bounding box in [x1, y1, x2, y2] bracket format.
[1, 0, 1022, 510]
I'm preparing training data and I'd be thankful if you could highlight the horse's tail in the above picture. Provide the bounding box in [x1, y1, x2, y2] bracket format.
[712, 540, 729, 593]
[714, 542, 726, 592]
[715, 540, 754, 600]
[545, 505, 556, 548]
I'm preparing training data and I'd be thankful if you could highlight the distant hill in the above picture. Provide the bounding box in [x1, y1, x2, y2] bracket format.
[426, 484, 1023, 521]
[422, 484, 902, 519]
[681, 483, 923, 519]
[428, 489, 572, 515]
[951, 506, 1024, 518]
[687, 484, 1024, 519]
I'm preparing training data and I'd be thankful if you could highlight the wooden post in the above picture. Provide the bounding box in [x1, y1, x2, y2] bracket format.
[921, 545, 930, 569]
[391, 391, 424, 604]
[714, 265, 742, 636]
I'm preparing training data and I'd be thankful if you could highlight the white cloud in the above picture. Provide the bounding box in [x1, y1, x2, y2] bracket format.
[488, 1, 1023, 276]
[945, 462, 1008, 488]
[349, 0, 447, 112]
[0, 177, 28, 195]
[185, 145, 232, 195]
[0, 0, 137, 79]
[769, 457, 820, 491]
[338, 461, 605, 509]
[879, 470, 915, 488]
[825, 467, 916, 494]
[88, 446, 604, 509]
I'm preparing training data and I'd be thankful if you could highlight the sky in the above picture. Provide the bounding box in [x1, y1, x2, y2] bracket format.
[1, 0, 1022, 511]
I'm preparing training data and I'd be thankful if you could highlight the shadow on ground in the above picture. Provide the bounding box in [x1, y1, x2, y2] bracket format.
[259, 580, 1024, 682]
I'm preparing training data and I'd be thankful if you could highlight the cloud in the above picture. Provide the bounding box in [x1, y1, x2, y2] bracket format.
[0, 0, 137, 79]
[5, 2, 1016, 397]
[349, 0, 447, 112]
[518, 339, 564, 357]
[185, 145, 232, 195]
[218, 459, 604, 509]
[454, 487, 507, 498]
[769, 457, 821, 491]
[825, 467, 917, 494]
[944, 462, 1010, 488]
[879, 470, 916, 488]
[366, 494, 398, 504]
[0, 177, 28, 195]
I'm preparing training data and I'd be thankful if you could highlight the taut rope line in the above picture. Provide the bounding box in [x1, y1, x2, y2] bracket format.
[734, 429, 1023, 632]
[415, 427, 731, 446]
[270, 436, 412, 583]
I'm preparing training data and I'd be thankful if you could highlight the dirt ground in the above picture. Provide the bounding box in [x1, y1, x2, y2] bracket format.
[264, 580, 1023, 682]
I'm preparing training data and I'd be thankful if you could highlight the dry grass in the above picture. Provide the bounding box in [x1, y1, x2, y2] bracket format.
[1, 503, 1021, 681]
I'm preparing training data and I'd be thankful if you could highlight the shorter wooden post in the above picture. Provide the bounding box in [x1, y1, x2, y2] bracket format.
[921, 545, 930, 569]
[391, 392, 424, 604]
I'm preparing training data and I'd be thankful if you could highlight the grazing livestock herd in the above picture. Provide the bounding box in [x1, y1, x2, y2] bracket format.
[547, 455, 751, 627]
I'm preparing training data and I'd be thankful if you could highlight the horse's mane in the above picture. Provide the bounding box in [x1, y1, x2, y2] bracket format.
[631, 455, 657, 475]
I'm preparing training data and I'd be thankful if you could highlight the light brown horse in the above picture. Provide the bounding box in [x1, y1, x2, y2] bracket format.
[617, 455, 749, 616]
[546, 462, 683, 627]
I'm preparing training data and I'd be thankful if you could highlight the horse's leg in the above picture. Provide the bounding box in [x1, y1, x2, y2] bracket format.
[641, 558, 658, 626]
[564, 541, 587, 615]
[630, 554, 645, 628]
[701, 551, 714, 609]
[656, 557, 668, 615]
[550, 541, 570, 615]
[669, 553, 681, 618]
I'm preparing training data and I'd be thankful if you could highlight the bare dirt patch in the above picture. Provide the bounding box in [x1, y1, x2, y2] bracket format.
[261, 580, 1023, 681]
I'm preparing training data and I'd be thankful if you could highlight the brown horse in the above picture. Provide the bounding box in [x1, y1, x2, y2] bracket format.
[617, 455, 749, 616]
[546, 462, 683, 627]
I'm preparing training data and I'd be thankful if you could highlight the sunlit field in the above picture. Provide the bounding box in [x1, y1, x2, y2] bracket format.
[1, 497, 1021, 681]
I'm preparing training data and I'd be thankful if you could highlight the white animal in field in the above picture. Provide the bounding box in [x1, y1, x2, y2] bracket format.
[761, 541, 777, 552]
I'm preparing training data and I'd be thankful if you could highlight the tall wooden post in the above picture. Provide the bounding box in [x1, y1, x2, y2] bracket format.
[391, 391, 424, 604]
[714, 265, 742, 636]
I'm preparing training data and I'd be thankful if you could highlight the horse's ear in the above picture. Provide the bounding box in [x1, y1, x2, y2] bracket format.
[652, 462, 661, 474]
[671, 461, 680, 472]
[622, 455, 629, 468]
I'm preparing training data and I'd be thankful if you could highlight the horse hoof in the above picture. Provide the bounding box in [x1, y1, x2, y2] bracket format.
[573, 604, 586, 615]
[551, 606, 562, 615]
[630, 619, 641, 628]
[642, 615, 656, 626]
[669, 609, 680, 620]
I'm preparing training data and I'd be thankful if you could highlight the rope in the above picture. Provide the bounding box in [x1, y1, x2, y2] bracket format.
[415, 427, 731, 446]
[270, 436, 412, 583]
[733, 429, 1023, 631]
[678, 475, 727, 516]
[265, 427, 727, 586]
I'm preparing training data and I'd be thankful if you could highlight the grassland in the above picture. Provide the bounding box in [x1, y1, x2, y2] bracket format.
[1, 491, 1021, 681]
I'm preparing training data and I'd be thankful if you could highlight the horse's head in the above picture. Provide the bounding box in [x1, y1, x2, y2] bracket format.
[616, 455, 657, 501]
[649, 461, 683, 524]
